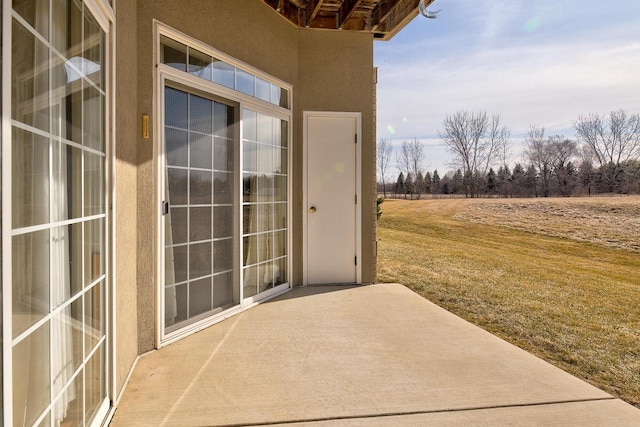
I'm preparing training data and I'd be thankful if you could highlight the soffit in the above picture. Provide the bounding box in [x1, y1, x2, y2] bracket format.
[260, 0, 436, 40]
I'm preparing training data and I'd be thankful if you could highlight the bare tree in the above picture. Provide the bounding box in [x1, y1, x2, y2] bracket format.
[574, 109, 640, 192]
[440, 110, 509, 197]
[524, 125, 554, 197]
[395, 141, 412, 198]
[408, 138, 425, 199]
[376, 138, 393, 197]
[548, 136, 578, 196]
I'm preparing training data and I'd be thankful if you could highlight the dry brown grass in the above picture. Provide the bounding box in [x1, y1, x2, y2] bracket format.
[455, 196, 640, 252]
[377, 196, 640, 407]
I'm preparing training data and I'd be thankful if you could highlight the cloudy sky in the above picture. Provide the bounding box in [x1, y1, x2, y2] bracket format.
[374, 0, 640, 175]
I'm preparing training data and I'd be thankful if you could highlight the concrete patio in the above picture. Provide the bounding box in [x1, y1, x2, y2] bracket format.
[110, 284, 640, 426]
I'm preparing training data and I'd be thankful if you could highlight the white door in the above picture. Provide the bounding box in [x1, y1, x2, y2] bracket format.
[305, 113, 360, 285]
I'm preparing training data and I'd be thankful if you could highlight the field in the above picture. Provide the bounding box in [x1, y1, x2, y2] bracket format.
[377, 196, 640, 407]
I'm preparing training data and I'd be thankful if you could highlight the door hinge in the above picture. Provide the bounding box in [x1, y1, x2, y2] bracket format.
[355, 194, 358, 204]
[354, 134, 357, 144]
[355, 256, 357, 266]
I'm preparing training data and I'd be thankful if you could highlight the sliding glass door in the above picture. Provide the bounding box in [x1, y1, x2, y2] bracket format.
[163, 86, 239, 333]
[158, 29, 291, 342]
[6, 1, 112, 426]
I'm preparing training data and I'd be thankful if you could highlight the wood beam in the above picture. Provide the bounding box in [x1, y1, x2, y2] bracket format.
[338, 0, 364, 29]
[370, 0, 399, 30]
[305, 0, 324, 26]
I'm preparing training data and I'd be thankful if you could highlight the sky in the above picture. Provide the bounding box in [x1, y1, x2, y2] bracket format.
[374, 0, 640, 177]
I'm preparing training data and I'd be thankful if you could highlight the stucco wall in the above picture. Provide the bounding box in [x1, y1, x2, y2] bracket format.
[120, 0, 377, 355]
[114, 0, 139, 395]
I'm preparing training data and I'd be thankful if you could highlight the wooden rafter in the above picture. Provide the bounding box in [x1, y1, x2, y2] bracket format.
[338, 0, 364, 29]
[259, 0, 429, 40]
[305, 0, 324, 26]
[370, 0, 400, 31]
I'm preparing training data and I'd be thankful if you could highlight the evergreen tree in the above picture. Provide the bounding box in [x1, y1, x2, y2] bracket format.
[424, 171, 432, 196]
[486, 168, 497, 195]
[395, 172, 406, 197]
[405, 172, 414, 199]
[511, 163, 526, 196]
[432, 170, 441, 195]
[415, 171, 425, 199]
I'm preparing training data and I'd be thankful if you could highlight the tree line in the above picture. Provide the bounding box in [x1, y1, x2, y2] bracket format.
[377, 109, 640, 198]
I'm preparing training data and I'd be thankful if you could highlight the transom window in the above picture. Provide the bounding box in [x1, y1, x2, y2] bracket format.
[160, 35, 290, 109]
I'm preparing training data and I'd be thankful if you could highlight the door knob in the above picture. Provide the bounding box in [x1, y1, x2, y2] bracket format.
[309, 206, 317, 213]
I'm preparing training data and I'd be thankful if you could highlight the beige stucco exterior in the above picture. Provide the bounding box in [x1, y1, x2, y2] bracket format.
[113, 0, 376, 397]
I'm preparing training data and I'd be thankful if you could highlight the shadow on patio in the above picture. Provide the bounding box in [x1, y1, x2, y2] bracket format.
[110, 284, 640, 426]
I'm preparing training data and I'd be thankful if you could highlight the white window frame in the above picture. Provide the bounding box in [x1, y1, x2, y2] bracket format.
[154, 22, 293, 348]
[1, 1, 116, 426]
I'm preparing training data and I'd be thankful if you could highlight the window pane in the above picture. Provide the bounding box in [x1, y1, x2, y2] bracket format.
[84, 152, 105, 216]
[12, 19, 50, 131]
[256, 77, 270, 102]
[213, 272, 234, 308]
[189, 242, 212, 279]
[211, 59, 234, 89]
[12, 231, 50, 337]
[190, 94, 213, 134]
[84, 218, 105, 285]
[85, 343, 106, 426]
[167, 168, 188, 206]
[165, 128, 188, 167]
[190, 207, 212, 242]
[51, 223, 83, 307]
[165, 87, 188, 129]
[188, 48, 212, 81]
[51, 298, 83, 396]
[214, 239, 233, 273]
[214, 102, 234, 138]
[190, 170, 213, 205]
[190, 133, 213, 170]
[214, 206, 233, 239]
[165, 246, 187, 285]
[214, 138, 233, 172]
[189, 277, 212, 317]
[84, 84, 105, 151]
[243, 266, 258, 298]
[84, 9, 105, 88]
[242, 109, 257, 142]
[257, 113, 273, 144]
[213, 172, 232, 205]
[85, 281, 104, 356]
[161, 35, 187, 72]
[236, 69, 255, 96]
[13, 322, 50, 427]
[243, 143, 257, 173]
[51, 0, 82, 60]
[167, 207, 187, 245]
[52, 142, 82, 221]
[166, 284, 187, 326]
[13, 0, 50, 39]
[12, 128, 50, 228]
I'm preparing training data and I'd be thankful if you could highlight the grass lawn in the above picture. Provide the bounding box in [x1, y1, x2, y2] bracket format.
[377, 196, 640, 408]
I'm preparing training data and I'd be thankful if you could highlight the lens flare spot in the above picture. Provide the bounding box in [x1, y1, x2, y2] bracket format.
[335, 163, 345, 173]
[523, 17, 540, 33]
[387, 125, 396, 134]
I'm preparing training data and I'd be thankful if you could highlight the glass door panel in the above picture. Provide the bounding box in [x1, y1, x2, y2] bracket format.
[9, 1, 110, 425]
[164, 87, 238, 333]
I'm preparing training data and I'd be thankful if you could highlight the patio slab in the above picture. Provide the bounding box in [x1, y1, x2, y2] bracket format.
[110, 284, 640, 426]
